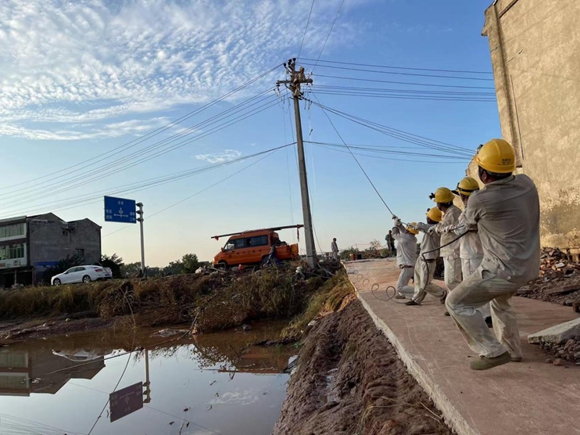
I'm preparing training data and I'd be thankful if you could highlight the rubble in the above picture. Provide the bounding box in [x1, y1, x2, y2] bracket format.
[517, 247, 580, 309]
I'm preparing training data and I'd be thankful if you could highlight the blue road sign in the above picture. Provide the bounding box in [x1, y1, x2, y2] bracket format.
[104, 196, 137, 223]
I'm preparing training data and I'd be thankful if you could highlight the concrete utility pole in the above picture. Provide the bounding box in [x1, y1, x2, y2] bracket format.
[277, 58, 317, 268]
[136, 202, 146, 276]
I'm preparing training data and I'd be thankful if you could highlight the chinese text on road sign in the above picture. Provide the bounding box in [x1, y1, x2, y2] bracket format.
[104, 196, 137, 223]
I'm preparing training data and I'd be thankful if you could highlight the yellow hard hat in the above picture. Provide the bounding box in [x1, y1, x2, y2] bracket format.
[475, 138, 516, 173]
[406, 222, 419, 235]
[452, 176, 480, 197]
[426, 207, 442, 223]
[431, 187, 454, 203]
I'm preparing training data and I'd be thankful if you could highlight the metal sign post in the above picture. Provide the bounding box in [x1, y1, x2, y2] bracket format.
[104, 196, 145, 275]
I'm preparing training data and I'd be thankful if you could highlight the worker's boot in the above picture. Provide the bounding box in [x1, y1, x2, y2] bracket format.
[405, 300, 420, 306]
[394, 293, 406, 299]
[470, 351, 511, 371]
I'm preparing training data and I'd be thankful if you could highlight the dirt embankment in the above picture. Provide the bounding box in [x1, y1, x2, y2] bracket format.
[0, 265, 339, 344]
[274, 296, 452, 435]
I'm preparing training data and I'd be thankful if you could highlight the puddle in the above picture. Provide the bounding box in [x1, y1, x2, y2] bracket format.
[0, 321, 294, 435]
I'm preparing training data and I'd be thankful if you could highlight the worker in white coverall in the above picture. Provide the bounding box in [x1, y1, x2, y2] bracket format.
[446, 139, 540, 370]
[446, 177, 492, 326]
[391, 219, 418, 299]
[331, 238, 339, 260]
[428, 187, 462, 316]
[400, 208, 444, 306]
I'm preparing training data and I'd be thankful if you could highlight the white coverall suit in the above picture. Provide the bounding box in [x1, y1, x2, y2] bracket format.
[410, 223, 443, 304]
[331, 241, 339, 260]
[433, 204, 462, 292]
[392, 223, 418, 297]
[441, 211, 491, 318]
[446, 175, 540, 359]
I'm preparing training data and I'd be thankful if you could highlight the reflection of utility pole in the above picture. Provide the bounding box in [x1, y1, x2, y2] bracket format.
[143, 348, 151, 403]
[277, 58, 317, 268]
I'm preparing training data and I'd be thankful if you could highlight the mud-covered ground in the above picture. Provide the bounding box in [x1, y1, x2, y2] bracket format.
[274, 299, 453, 435]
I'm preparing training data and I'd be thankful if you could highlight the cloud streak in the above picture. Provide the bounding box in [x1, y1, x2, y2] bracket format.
[195, 149, 243, 164]
[0, 0, 372, 140]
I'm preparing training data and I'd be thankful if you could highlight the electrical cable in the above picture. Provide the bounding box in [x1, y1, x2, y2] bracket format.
[102, 145, 287, 238]
[0, 143, 294, 218]
[0, 92, 281, 206]
[305, 96, 474, 156]
[297, 0, 316, 59]
[306, 141, 471, 159]
[312, 90, 496, 102]
[301, 61, 495, 81]
[0, 65, 281, 193]
[314, 73, 495, 90]
[312, 0, 345, 71]
[298, 57, 494, 75]
[311, 94, 396, 216]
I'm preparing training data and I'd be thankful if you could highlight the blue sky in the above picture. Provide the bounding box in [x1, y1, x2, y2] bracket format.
[0, 0, 501, 265]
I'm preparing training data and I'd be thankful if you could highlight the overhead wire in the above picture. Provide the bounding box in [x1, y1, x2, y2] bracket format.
[102, 145, 288, 238]
[312, 0, 345, 71]
[312, 90, 496, 102]
[314, 73, 495, 90]
[297, 0, 316, 59]
[0, 65, 281, 193]
[0, 144, 294, 219]
[1, 93, 283, 209]
[310, 94, 396, 216]
[298, 57, 494, 75]
[301, 61, 495, 81]
[304, 96, 474, 156]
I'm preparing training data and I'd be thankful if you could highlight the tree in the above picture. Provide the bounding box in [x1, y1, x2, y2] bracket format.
[101, 254, 124, 279]
[369, 240, 383, 250]
[120, 262, 142, 278]
[182, 253, 200, 273]
[42, 254, 84, 284]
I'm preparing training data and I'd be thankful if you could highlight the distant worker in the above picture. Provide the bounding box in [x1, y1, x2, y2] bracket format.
[446, 139, 540, 370]
[391, 218, 418, 299]
[385, 230, 396, 254]
[265, 243, 280, 266]
[331, 238, 339, 260]
[429, 187, 462, 315]
[400, 208, 443, 306]
[444, 176, 492, 326]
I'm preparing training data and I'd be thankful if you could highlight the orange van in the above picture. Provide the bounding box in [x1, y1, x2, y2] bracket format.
[211, 225, 302, 268]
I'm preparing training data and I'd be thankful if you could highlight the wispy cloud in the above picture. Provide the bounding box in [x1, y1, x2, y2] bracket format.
[0, 0, 373, 140]
[195, 149, 242, 164]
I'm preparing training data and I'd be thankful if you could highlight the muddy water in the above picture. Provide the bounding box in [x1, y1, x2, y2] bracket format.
[0, 321, 294, 435]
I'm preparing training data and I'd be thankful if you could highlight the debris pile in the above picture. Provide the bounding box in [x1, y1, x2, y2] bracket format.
[517, 247, 580, 310]
[541, 337, 580, 366]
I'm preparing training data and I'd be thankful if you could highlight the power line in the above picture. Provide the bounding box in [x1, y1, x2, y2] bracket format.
[0, 144, 294, 219]
[301, 61, 495, 81]
[0, 65, 281, 193]
[103, 146, 286, 238]
[299, 57, 494, 75]
[297, 0, 316, 59]
[305, 95, 474, 156]
[311, 94, 396, 216]
[315, 84, 496, 96]
[312, 90, 496, 102]
[315, 73, 496, 90]
[312, 0, 345, 71]
[305, 141, 471, 159]
[1, 93, 283, 208]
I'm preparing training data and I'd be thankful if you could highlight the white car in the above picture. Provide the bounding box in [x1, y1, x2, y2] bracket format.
[51, 265, 112, 285]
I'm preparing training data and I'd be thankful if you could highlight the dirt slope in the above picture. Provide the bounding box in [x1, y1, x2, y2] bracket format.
[274, 299, 452, 435]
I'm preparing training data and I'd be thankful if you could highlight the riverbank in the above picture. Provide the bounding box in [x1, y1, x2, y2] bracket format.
[274, 285, 452, 435]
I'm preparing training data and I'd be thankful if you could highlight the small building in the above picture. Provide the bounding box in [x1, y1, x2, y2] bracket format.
[478, 0, 580, 254]
[0, 213, 101, 287]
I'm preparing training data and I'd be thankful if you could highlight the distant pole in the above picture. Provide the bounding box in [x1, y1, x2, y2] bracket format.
[143, 348, 151, 403]
[136, 202, 145, 276]
[277, 59, 317, 268]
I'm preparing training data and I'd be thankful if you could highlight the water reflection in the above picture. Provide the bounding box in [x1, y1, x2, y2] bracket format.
[0, 322, 293, 435]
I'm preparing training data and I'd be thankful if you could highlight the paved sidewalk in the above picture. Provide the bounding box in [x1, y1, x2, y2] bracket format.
[345, 258, 580, 435]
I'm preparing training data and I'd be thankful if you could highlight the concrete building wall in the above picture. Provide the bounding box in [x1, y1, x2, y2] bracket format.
[28, 214, 101, 265]
[480, 0, 580, 251]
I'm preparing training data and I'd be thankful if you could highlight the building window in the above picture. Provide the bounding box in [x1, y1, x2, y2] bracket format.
[0, 223, 25, 239]
[0, 243, 25, 260]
